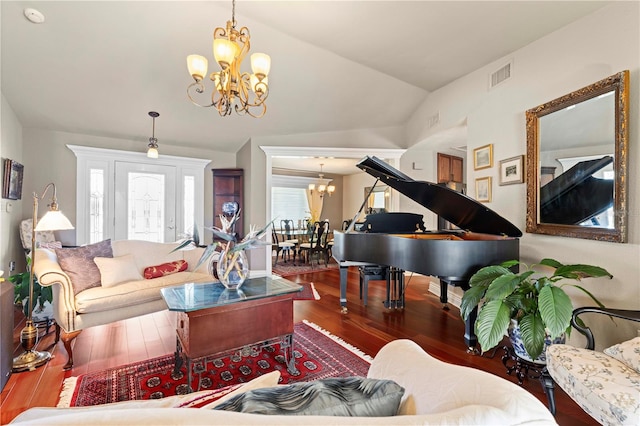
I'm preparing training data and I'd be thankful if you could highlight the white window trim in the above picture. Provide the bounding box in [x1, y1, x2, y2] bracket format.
[68, 145, 210, 245]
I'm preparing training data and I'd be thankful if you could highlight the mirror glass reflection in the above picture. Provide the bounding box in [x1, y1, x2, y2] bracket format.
[364, 185, 390, 214]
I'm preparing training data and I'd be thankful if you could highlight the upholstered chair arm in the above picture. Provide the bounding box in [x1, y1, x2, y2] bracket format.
[571, 307, 640, 350]
[32, 248, 76, 332]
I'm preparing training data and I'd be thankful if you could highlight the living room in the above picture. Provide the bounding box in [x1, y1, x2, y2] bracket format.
[1, 1, 639, 424]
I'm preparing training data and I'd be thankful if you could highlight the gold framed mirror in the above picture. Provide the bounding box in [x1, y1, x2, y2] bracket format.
[525, 70, 629, 242]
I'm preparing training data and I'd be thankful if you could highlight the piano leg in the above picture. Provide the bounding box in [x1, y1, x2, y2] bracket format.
[441, 278, 479, 353]
[339, 265, 349, 314]
[439, 279, 450, 310]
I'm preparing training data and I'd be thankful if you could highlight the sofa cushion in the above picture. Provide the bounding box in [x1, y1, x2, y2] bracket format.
[546, 344, 640, 425]
[213, 377, 404, 417]
[604, 336, 640, 374]
[74, 271, 213, 314]
[94, 254, 144, 287]
[55, 240, 113, 295]
[111, 240, 184, 270]
[144, 260, 188, 279]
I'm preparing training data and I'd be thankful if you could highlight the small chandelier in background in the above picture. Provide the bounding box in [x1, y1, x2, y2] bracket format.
[308, 164, 335, 198]
[147, 111, 159, 159]
[186, 0, 271, 118]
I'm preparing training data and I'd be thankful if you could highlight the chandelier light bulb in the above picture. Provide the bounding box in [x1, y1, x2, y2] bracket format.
[213, 38, 239, 69]
[250, 53, 271, 78]
[187, 54, 208, 82]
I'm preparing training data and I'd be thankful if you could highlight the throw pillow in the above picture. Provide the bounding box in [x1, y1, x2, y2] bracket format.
[604, 336, 640, 374]
[143, 260, 188, 279]
[175, 371, 281, 409]
[94, 254, 144, 287]
[213, 376, 404, 417]
[38, 241, 63, 250]
[55, 239, 113, 295]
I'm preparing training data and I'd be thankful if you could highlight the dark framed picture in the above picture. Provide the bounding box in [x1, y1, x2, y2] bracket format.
[475, 176, 492, 202]
[499, 155, 525, 186]
[473, 144, 493, 170]
[3, 159, 24, 200]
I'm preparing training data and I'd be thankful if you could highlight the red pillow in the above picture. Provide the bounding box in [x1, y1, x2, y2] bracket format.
[144, 260, 188, 279]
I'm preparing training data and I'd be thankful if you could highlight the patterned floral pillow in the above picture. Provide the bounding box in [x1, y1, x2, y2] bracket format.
[144, 260, 188, 279]
[604, 336, 640, 374]
[55, 239, 113, 295]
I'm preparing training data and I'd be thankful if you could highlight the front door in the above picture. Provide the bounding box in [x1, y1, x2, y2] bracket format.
[114, 162, 177, 242]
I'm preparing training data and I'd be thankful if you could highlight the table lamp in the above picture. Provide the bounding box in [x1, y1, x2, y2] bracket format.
[12, 183, 74, 372]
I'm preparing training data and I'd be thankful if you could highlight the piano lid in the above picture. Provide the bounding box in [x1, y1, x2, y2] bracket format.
[357, 156, 522, 237]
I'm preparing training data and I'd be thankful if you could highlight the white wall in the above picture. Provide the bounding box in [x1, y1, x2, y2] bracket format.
[405, 2, 640, 349]
[0, 95, 25, 274]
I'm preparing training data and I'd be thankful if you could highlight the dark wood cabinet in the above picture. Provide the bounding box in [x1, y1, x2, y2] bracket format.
[437, 153, 464, 183]
[212, 168, 244, 239]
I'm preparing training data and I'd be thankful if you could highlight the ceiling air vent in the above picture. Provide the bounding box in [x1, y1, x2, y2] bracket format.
[489, 61, 512, 89]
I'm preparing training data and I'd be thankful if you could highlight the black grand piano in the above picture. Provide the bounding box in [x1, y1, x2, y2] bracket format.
[332, 156, 522, 350]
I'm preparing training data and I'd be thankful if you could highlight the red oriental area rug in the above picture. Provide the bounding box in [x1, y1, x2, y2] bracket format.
[58, 321, 371, 407]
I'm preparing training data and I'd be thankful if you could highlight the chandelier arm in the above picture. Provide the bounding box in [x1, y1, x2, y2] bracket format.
[187, 82, 216, 108]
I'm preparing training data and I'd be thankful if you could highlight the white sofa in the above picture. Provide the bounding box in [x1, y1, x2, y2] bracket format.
[11, 339, 556, 425]
[33, 240, 216, 369]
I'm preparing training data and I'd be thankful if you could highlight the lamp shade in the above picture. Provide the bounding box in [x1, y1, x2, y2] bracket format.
[213, 39, 239, 68]
[187, 54, 208, 82]
[250, 53, 271, 77]
[147, 147, 159, 159]
[35, 210, 74, 232]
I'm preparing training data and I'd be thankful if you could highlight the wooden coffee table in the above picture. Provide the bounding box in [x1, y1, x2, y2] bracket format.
[161, 275, 302, 392]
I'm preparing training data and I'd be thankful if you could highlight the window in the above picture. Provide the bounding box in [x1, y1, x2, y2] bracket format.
[271, 187, 308, 225]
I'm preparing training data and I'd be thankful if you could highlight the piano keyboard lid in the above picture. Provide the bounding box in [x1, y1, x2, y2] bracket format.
[357, 156, 523, 237]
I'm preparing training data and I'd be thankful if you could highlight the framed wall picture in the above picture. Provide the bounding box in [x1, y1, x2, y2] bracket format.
[499, 155, 525, 186]
[3, 159, 24, 200]
[473, 144, 493, 170]
[475, 176, 492, 202]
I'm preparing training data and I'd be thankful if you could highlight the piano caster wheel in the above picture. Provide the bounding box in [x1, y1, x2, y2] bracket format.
[466, 346, 480, 355]
[442, 303, 450, 311]
[340, 306, 348, 314]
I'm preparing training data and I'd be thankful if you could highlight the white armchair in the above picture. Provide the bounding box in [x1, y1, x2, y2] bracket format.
[544, 307, 640, 425]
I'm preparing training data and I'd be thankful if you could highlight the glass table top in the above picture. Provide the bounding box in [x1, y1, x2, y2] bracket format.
[161, 275, 302, 312]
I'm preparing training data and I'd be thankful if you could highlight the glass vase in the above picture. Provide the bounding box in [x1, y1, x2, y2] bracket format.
[216, 248, 249, 290]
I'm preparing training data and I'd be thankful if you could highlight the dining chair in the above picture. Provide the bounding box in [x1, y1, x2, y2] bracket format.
[299, 220, 330, 267]
[271, 229, 295, 266]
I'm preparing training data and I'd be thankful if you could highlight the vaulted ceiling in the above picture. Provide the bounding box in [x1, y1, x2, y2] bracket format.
[2, 1, 608, 167]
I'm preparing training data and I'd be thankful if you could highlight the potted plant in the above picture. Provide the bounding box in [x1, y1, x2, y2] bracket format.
[9, 258, 53, 317]
[460, 258, 612, 361]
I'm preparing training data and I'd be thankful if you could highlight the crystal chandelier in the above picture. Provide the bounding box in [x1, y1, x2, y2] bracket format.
[308, 164, 335, 197]
[186, 0, 271, 118]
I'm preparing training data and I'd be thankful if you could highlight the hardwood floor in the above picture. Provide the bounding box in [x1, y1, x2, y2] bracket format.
[1, 267, 597, 425]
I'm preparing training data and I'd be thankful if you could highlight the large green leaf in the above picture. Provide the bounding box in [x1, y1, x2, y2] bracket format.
[538, 286, 573, 338]
[518, 313, 546, 360]
[553, 264, 613, 280]
[469, 265, 512, 288]
[484, 274, 520, 302]
[539, 258, 563, 269]
[460, 285, 485, 320]
[475, 300, 511, 353]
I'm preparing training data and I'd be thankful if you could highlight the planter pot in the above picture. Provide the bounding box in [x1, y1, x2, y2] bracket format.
[507, 319, 565, 365]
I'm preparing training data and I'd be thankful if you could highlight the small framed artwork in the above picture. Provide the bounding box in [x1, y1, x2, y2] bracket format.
[473, 144, 493, 170]
[499, 155, 525, 186]
[3, 159, 24, 200]
[475, 176, 492, 203]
